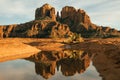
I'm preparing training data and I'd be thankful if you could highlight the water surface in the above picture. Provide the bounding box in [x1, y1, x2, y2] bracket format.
[0, 50, 102, 80]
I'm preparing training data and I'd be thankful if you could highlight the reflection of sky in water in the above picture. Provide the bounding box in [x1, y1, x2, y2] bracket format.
[0, 59, 102, 80]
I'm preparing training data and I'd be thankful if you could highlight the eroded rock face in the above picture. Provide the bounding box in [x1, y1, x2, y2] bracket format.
[0, 20, 71, 38]
[0, 4, 120, 38]
[0, 25, 17, 38]
[60, 6, 120, 38]
[61, 7, 91, 25]
[35, 4, 56, 21]
[59, 6, 100, 37]
[60, 6, 108, 38]
[60, 6, 91, 29]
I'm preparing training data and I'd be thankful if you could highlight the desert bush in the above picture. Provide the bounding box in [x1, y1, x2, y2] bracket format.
[64, 33, 84, 43]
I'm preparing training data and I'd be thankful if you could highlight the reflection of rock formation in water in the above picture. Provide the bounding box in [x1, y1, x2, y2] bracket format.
[26, 51, 61, 79]
[35, 62, 56, 79]
[57, 50, 91, 76]
[27, 51, 58, 79]
[26, 50, 92, 79]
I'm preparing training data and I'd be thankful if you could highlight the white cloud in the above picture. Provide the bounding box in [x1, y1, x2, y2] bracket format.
[0, 0, 35, 16]
[0, 0, 120, 30]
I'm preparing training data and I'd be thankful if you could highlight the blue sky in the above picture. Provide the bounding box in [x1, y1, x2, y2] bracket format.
[0, 0, 120, 30]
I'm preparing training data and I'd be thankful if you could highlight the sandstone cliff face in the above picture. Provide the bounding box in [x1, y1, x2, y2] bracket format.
[0, 4, 119, 38]
[0, 25, 17, 38]
[59, 6, 120, 38]
[35, 4, 56, 21]
[60, 6, 91, 30]
[61, 7, 91, 25]
[0, 20, 71, 38]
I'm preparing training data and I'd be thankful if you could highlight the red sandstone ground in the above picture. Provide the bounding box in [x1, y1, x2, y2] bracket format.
[0, 38, 120, 80]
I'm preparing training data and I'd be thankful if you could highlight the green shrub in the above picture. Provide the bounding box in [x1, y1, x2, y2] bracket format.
[64, 33, 84, 43]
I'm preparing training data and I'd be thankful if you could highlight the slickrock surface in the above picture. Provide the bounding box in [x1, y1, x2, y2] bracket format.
[0, 38, 120, 80]
[0, 38, 41, 62]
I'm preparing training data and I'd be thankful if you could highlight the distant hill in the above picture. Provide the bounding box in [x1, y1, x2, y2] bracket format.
[0, 3, 120, 38]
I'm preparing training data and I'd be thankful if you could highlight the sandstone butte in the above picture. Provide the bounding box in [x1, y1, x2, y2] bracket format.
[0, 3, 120, 38]
[0, 4, 120, 80]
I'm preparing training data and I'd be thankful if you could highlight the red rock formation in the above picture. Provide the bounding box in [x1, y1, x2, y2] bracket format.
[0, 4, 119, 38]
[61, 6, 76, 20]
[61, 6, 91, 28]
[0, 20, 72, 38]
[0, 26, 4, 38]
[35, 3, 56, 21]
[60, 6, 120, 37]
[59, 6, 100, 37]
[0, 24, 17, 38]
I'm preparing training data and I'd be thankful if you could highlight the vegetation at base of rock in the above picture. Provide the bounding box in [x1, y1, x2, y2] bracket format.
[63, 33, 84, 44]
[63, 50, 85, 59]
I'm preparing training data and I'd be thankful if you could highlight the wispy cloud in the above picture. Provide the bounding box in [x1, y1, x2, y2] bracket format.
[85, 0, 120, 29]
[0, 0, 120, 30]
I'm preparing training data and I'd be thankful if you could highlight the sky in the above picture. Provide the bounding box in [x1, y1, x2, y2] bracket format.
[0, 0, 120, 30]
[0, 59, 101, 80]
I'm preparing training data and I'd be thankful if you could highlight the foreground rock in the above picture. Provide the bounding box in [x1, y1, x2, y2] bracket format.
[18, 38, 120, 80]
[0, 4, 120, 38]
[0, 39, 41, 62]
[0, 38, 120, 80]
[24, 38, 120, 80]
[67, 38, 120, 80]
